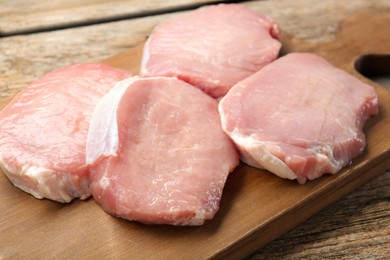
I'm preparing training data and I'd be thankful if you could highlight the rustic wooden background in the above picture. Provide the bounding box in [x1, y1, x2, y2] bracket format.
[0, 0, 389, 259]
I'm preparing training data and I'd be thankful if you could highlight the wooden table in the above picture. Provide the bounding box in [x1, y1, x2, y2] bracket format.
[1, 1, 389, 259]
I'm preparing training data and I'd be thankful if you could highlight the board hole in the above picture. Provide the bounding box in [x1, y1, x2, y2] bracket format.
[355, 54, 390, 89]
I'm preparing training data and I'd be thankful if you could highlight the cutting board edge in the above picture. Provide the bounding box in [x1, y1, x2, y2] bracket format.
[211, 155, 390, 259]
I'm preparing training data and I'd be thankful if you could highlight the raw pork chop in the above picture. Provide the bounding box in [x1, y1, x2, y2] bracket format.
[141, 4, 281, 98]
[87, 77, 239, 225]
[219, 53, 378, 184]
[0, 64, 131, 202]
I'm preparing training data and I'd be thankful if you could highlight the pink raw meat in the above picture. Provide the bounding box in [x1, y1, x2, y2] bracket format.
[87, 77, 239, 225]
[0, 64, 131, 202]
[219, 53, 378, 184]
[141, 4, 281, 98]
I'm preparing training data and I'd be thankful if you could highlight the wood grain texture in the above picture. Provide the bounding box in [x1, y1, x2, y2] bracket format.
[247, 0, 390, 43]
[1, 0, 390, 99]
[0, 0, 389, 259]
[250, 170, 390, 259]
[0, 0, 226, 36]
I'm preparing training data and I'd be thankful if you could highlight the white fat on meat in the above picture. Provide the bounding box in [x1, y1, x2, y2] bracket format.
[219, 53, 379, 184]
[0, 64, 132, 202]
[86, 77, 239, 225]
[140, 4, 281, 98]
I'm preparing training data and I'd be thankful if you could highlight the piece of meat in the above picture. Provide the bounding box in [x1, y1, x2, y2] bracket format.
[0, 63, 132, 202]
[140, 4, 281, 98]
[86, 76, 239, 225]
[219, 53, 378, 184]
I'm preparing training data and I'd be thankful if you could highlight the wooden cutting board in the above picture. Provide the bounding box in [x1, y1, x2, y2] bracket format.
[0, 12, 389, 259]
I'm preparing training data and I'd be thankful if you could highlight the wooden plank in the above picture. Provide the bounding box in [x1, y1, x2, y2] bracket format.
[0, 12, 169, 99]
[1, 0, 390, 99]
[250, 170, 390, 259]
[0, 1, 389, 258]
[245, 0, 390, 43]
[0, 0, 227, 36]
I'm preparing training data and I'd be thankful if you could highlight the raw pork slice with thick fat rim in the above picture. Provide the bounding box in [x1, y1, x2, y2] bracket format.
[87, 76, 239, 225]
[0, 63, 132, 202]
[141, 4, 281, 98]
[219, 53, 379, 184]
